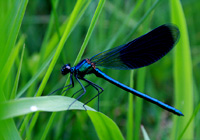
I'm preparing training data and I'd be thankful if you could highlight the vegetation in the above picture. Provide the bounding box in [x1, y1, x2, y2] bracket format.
[0, 0, 199, 139]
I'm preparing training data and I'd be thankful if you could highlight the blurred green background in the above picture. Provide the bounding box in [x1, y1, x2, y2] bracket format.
[0, 0, 199, 139]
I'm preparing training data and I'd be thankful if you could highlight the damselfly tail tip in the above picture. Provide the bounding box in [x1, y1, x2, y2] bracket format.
[176, 110, 184, 116]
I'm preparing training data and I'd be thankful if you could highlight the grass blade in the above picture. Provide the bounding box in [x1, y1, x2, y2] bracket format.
[16, 49, 55, 98]
[73, 0, 106, 66]
[178, 103, 200, 139]
[88, 111, 124, 140]
[0, 32, 24, 94]
[10, 43, 25, 99]
[135, 68, 146, 139]
[127, 71, 134, 140]
[170, 0, 194, 139]
[0, 96, 95, 120]
[0, 0, 28, 70]
[0, 119, 22, 140]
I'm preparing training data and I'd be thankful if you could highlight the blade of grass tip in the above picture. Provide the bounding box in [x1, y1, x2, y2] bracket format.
[123, 0, 161, 42]
[141, 125, 150, 140]
[178, 103, 200, 140]
[41, 0, 105, 139]
[28, 1, 90, 139]
[127, 70, 134, 140]
[10, 44, 25, 100]
[170, 0, 193, 139]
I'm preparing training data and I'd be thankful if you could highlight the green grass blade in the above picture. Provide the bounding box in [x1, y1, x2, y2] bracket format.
[134, 2, 151, 137]
[51, 0, 61, 39]
[127, 71, 134, 140]
[0, 34, 24, 88]
[0, 119, 22, 140]
[73, 0, 106, 66]
[10, 43, 25, 99]
[0, 96, 95, 120]
[135, 68, 146, 140]
[16, 49, 55, 98]
[88, 111, 124, 140]
[170, 0, 194, 139]
[178, 103, 200, 140]
[0, 0, 28, 70]
[39, 0, 60, 62]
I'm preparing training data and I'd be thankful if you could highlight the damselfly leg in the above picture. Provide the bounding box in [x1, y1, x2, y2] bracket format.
[48, 74, 74, 96]
[68, 75, 86, 110]
[82, 78, 104, 111]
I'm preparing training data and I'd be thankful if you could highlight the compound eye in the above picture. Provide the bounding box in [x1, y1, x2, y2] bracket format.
[61, 64, 71, 75]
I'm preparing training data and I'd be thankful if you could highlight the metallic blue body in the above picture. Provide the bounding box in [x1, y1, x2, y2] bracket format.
[93, 68, 183, 116]
[72, 59, 94, 78]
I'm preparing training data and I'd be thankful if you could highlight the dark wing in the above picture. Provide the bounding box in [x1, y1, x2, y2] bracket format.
[90, 24, 179, 70]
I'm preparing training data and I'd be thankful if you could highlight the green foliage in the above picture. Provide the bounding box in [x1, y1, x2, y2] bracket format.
[171, 0, 194, 139]
[0, 96, 95, 120]
[88, 111, 124, 140]
[0, 0, 199, 139]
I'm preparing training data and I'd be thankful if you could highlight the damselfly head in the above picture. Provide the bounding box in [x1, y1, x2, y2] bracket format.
[61, 64, 71, 75]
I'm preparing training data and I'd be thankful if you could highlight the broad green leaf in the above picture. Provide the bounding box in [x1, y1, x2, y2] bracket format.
[0, 96, 95, 120]
[88, 111, 124, 140]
